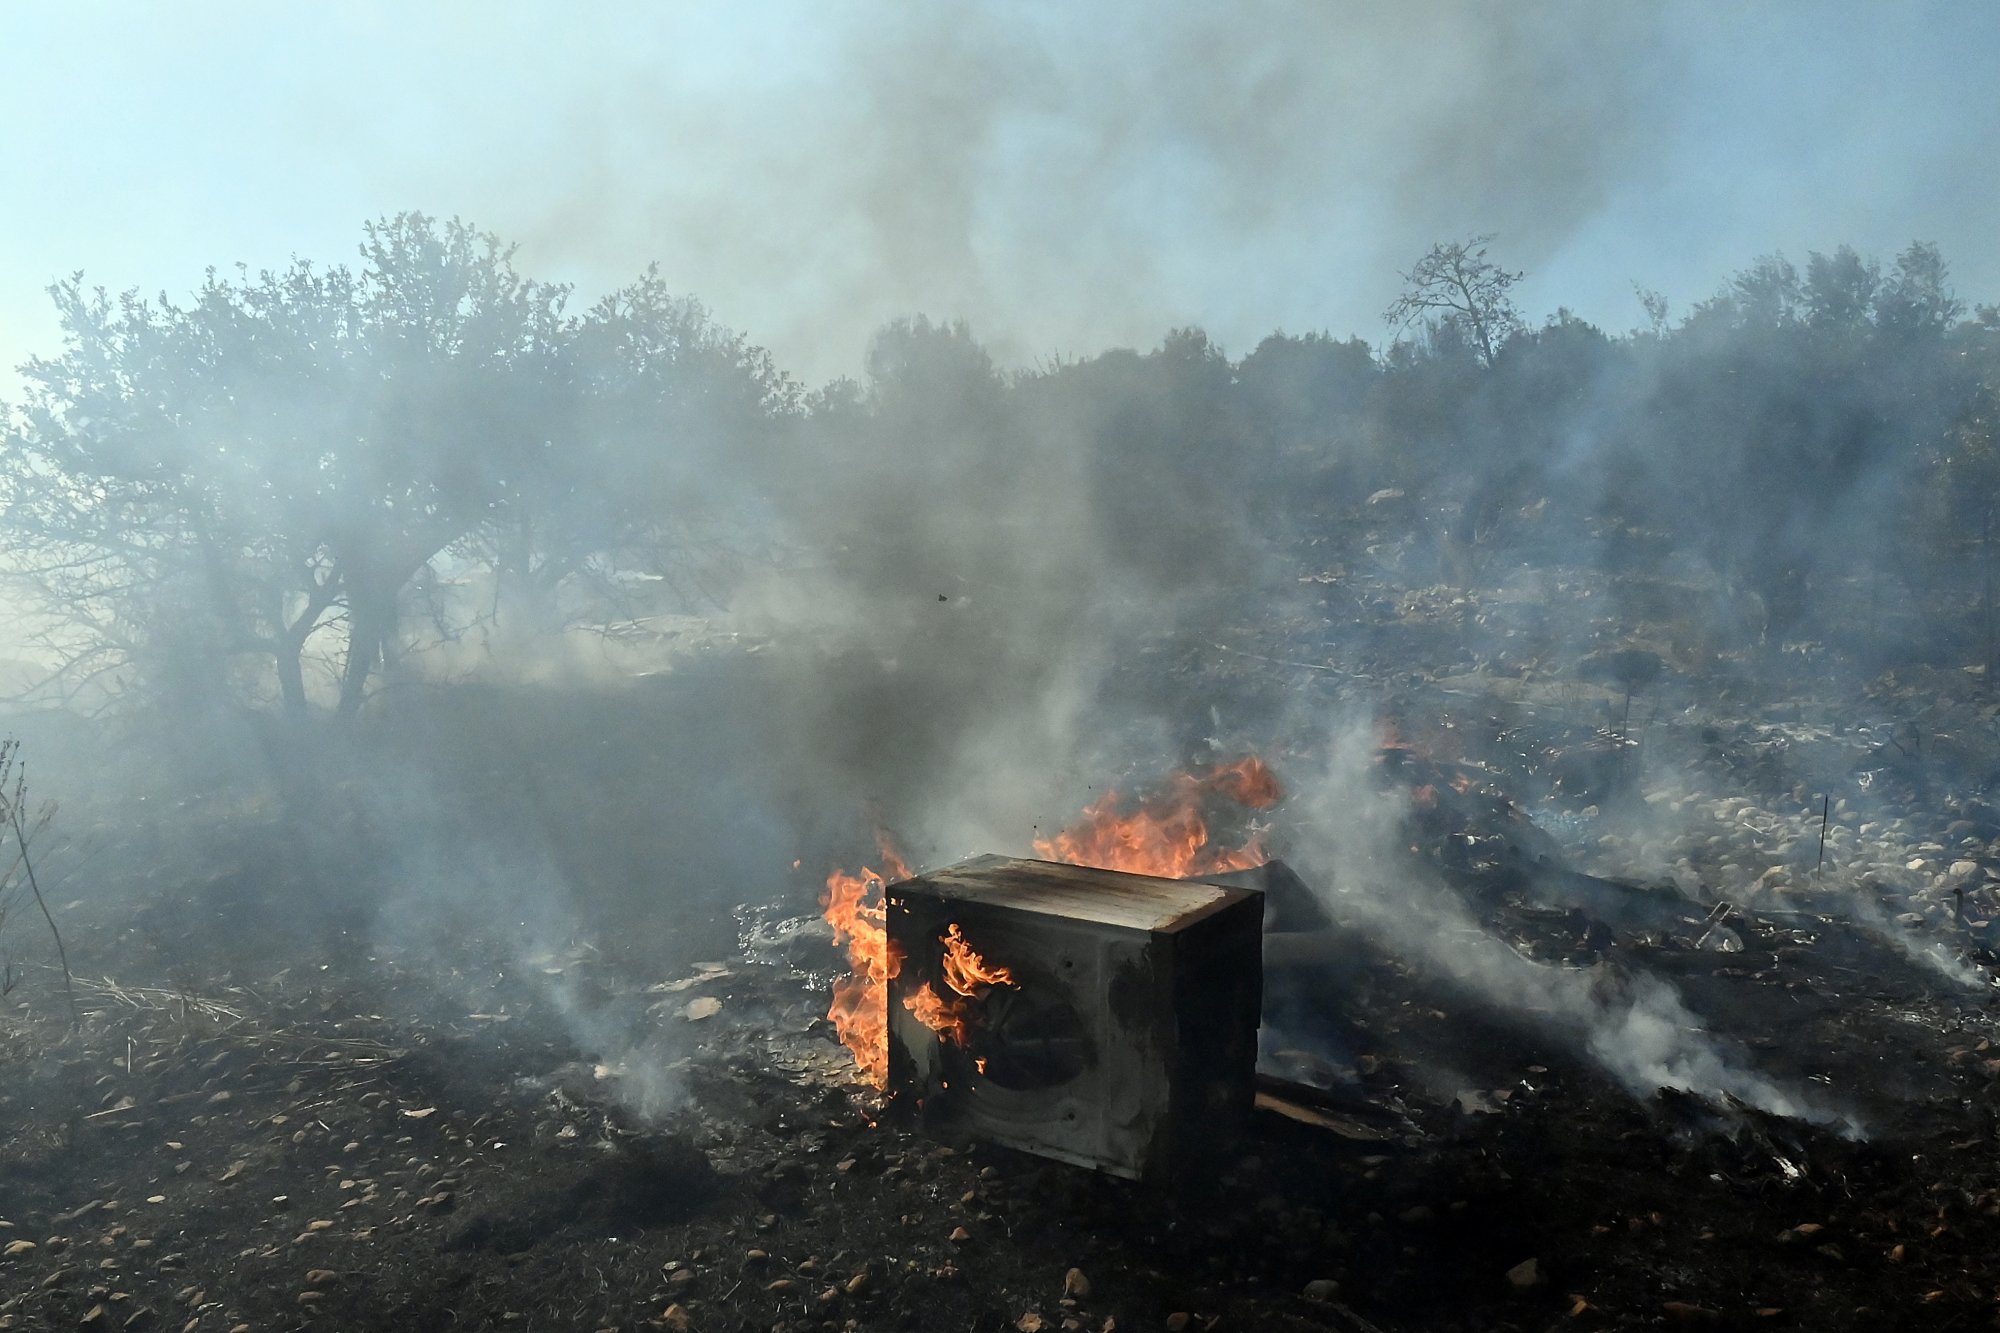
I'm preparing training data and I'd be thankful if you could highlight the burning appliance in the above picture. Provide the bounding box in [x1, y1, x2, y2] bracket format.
[884, 854, 1263, 1181]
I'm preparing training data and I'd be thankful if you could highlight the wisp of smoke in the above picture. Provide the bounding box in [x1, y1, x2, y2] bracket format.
[1284, 716, 1858, 1133]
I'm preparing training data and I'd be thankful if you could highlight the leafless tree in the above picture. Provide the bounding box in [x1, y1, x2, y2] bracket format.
[1385, 234, 1524, 366]
[0, 738, 73, 1026]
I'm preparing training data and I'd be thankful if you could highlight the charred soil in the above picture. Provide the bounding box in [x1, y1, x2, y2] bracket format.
[5, 851, 2000, 1333]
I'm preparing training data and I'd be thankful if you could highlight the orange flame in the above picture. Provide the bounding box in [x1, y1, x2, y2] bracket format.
[821, 834, 913, 1087]
[939, 922, 1015, 994]
[901, 976, 963, 1038]
[1033, 756, 1281, 878]
[903, 923, 1017, 1045]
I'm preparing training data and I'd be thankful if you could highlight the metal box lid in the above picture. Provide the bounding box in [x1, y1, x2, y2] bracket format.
[899, 853, 1253, 933]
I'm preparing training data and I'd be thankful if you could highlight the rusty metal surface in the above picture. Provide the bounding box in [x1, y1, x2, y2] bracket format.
[885, 856, 1263, 1180]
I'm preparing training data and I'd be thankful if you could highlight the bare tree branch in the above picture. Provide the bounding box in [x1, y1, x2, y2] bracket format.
[1384, 234, 1524, 366]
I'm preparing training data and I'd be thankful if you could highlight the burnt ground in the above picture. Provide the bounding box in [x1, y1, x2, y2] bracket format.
[6, 813, 2000, 1333]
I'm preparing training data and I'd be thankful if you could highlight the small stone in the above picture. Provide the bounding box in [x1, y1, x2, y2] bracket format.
[1063, 1268, 1090, 1300]
[1302, 1279, 1340, 1302]
[1505, 1258, 1541, 1291]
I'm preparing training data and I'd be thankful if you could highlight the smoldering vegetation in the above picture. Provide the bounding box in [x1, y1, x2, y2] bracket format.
[3, 214, 2000, 1130]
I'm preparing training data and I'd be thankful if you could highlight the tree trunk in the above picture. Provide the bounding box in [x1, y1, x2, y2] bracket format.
[275, 641, 308, 716]
[336, 586, 396, 720]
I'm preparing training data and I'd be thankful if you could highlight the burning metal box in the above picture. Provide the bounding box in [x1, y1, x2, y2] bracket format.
[884, 854, 1263, 1180]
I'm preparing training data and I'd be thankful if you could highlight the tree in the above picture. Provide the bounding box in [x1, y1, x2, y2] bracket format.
[1384, 235, 1524, 366]
[1728, 253, 1804, 329]
[1632, 285, 1671, 338]
[0, 214, 783, 719]
[1236, 331, 1380, 497]
[1876, 241, 1963, 342]
[1804, 245, 1879, 333]
[3, 214, 576, 717]
[475, 270, 793, 630]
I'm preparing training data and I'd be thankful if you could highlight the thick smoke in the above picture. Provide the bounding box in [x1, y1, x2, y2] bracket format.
[505, 0, 1679, 378]
[12, 5, 2000, 392]
[726, 320, 1271, 863]
[1281, 720, 1852, 1129]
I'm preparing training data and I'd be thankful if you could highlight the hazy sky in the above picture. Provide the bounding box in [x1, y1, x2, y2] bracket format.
[4, 1, 1997, 394]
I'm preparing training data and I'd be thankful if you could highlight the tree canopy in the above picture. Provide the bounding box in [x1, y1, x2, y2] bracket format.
[6, 221, 2000, 719]
[1, 214, 787, 717]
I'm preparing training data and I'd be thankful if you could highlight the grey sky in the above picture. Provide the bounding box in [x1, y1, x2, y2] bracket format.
[4, 1, 1996, 395]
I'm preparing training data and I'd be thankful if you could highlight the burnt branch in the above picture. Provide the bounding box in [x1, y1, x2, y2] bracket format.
[0, 738, 75, 1028]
